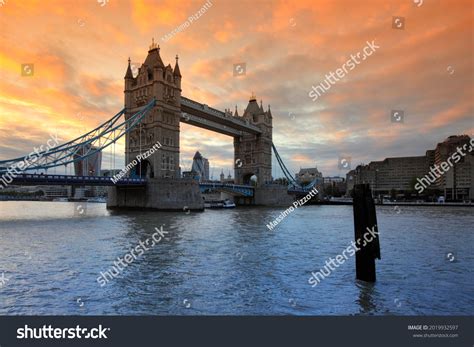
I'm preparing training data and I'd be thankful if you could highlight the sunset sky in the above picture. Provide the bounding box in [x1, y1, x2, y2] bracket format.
[0, 0, 472, 178]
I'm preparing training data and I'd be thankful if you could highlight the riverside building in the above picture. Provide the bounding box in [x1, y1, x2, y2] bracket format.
[346, 135, 473, 201]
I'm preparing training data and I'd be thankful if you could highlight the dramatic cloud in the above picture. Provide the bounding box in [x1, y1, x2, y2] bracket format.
[0, 0, 472, 177]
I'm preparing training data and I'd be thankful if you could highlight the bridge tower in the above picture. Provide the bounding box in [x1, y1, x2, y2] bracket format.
[234, 94, 273, 186]
[124, 39, 182, 179]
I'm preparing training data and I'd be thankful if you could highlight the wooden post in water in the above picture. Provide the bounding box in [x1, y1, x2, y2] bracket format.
[352, 183, 381, 282]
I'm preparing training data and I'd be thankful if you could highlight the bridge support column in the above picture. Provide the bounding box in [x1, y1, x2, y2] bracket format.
[107, 179, 204, 211]
[253, 185, 294, 206]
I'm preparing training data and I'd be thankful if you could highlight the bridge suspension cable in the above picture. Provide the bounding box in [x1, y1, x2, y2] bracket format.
[271, 142, 321, 191]
[271, 143, 298, 185]
[0, 99, 156, 173]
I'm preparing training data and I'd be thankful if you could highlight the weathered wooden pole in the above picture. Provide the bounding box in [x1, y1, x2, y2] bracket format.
[352, 183, 381, 282]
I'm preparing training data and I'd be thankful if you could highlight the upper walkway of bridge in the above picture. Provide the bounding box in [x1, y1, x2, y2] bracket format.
[180, 96, 262, 137]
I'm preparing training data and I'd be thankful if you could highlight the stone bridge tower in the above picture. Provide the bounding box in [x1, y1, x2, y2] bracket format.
[124, 39, 182, 179]
[234, 94, 273, 186]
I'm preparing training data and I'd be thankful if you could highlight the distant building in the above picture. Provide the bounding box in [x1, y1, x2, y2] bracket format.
[182, 170, 200, 180]
[323, 176, 346, 195]
[349, 156, 429, 194]
[218, 170, 234, 184]
[74, 144, 102, 176]
[40, 186, 70, 198]
[346, 135, 473, 200]
[346, 170, 357, 193]
[296, 166, 323, 185]
[72, 145, 103, 198]
[204, 159, 209, 180]
[0, 185, 70, 199]
[324, 176, 345, 184]
[432, 135, 473, 200]
[191, 151, 210, 181]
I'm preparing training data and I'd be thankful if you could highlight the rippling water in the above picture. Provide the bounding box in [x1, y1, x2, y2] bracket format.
[0, 201, 472, 315]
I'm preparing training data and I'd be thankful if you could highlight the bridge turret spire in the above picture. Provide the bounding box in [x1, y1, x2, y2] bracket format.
[173, 54, 182, 77]
[149, 37, 159, 51]
[124, 57, 133, 79]
[266, 104, 272, 118]
[250, 92, 256, 102]
[144, 38, 164, 68]
[234, 105, 239, 117]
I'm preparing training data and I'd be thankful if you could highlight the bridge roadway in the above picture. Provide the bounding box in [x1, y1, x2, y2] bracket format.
[2, 173, 256, 196]
[3, 173, 146, 187]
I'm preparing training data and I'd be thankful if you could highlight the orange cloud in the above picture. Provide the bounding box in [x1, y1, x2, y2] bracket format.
[0, 0, 472, 176]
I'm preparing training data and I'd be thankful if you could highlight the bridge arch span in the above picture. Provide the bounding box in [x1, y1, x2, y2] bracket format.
[242, 172, 257, 185]
[131, 158, 154, 178]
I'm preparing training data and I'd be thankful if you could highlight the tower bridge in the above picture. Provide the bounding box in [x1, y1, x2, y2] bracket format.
[123, 39, 272, 188]
[0, 40, 314, 210]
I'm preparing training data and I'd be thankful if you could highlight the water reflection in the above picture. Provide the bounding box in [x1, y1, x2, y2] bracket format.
[0, 202, 472, 315]
[355, 280, 377, 314]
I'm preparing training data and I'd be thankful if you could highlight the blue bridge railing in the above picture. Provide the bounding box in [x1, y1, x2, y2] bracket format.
[199, 182, 254, 197]
[1, 174, 256, 197]
[2, 173, 146, 187]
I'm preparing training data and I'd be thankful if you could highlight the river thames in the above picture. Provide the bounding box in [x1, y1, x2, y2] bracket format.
[0, 201, 472, 315]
